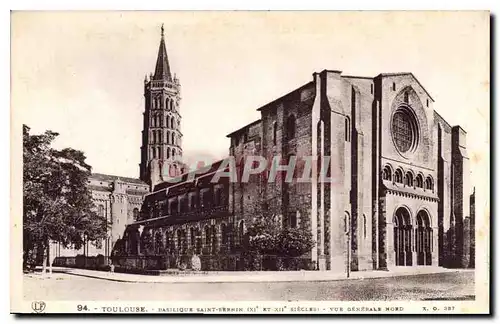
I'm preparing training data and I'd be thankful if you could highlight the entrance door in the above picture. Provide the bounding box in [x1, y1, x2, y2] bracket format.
[393, 207, 413, 266]
[416, 210, 432, 265]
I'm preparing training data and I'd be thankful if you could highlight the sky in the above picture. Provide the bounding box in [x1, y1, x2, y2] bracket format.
[11, 11, 489, 197]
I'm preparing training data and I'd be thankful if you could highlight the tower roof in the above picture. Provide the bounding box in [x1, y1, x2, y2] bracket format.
[153, 24, 172, 81]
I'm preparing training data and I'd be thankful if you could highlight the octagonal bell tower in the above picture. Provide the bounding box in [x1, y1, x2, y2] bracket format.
[140, 25, 185, 189]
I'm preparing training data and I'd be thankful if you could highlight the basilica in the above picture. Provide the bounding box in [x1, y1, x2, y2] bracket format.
[53, 27, 475, 272]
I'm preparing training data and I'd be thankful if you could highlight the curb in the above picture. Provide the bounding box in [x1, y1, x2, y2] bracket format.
[56, 268, 468, 284]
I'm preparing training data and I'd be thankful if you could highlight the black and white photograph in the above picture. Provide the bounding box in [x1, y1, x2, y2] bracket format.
[10, 11, 490, 314]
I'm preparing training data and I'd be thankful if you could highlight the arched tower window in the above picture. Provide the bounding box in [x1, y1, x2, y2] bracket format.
[166, 147, 171, 159]
[172, 149, 176, 158]
[286, 114, 296, 139]
[159, 130, 163, 144]
[133, 208, 139, 221]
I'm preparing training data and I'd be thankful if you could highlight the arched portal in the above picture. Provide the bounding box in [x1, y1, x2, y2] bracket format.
[416, 210, 433, 265]
[393, 207, 413, 266]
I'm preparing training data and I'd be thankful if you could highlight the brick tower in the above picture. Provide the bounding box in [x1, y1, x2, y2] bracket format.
[140, 25, 184, 188]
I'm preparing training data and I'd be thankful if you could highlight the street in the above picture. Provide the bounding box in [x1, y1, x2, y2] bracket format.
[23, 271, 475, 301]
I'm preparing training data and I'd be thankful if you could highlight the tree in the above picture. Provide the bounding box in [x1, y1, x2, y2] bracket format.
[23, 125, 108, 273]
[245, 215, 314, 257]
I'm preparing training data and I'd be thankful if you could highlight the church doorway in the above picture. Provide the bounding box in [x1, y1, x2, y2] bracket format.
[393, 207, 413, 266]
[416, 210, 433, 265]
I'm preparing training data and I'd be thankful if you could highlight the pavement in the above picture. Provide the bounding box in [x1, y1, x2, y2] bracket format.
[29, 266, 470, 284]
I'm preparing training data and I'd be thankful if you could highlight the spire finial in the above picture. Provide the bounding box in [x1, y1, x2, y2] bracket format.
[161, 24, 164, 38]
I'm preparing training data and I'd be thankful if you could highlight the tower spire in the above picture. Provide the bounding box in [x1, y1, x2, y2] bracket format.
[153, 24, 172, 81]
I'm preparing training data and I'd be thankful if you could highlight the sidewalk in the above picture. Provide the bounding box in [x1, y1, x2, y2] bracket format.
[31, 266, 471, 284]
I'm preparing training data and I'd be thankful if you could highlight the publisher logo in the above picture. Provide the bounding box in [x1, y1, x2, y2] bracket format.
[31, 301, 46, 313]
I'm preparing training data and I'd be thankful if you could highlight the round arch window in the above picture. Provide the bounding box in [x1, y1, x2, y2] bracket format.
[391, 107, 419, 154]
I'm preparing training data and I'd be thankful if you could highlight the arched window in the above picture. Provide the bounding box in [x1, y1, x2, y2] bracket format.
[158, 130, 163, 144]
[166, 147, 171, 159]
[394, 169, 403, 183]
[345, 117, 351, 142]
[172, 149, 176, 158]
[171, 132, 175, 145]
[382, 165, 392, 181]
[132, 208, 139, 221]
[416, 174, 424, 188]
[404, 172, 414, 187]
[273, 122, 278, 145]
[286, 114, 296, 139]
[425, 176, 433, 190]
[152, 147, 157, 159]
